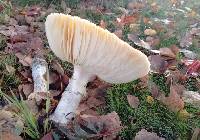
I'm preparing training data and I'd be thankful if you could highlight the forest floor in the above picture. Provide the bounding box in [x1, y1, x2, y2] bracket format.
[0, 0, 200, 140]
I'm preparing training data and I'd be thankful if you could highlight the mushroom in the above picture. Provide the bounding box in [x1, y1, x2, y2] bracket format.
[45, 13, 150, 125]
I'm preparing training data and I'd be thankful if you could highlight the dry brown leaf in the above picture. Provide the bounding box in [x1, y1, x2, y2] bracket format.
[170, 45, 180, 55]
[22, 84, 34, 98]
[49, 71, 60, 84]
[127, 95, 140, 108]
[0, 109, 24, 135]
[191, 128, 200, 140]
[51, 60, 65, 76]
[129, 24, 140, 32]
[127, 2, 145, 10]
[128, 34, 151, 50]
[114, 29, 122, 38]
[100, 20, 106, 29]
[62, 74, 69, 85]
[146, 36, 160, 47]
[148, 55, 168, 73]
[1, 132, 23, 140]
[41, 132, 53, 140]
[21, 6, 41, 16]
[15, 52, 32, 66]
[144, 29, 157, 36]
[0, 25, 29, 37]
[117, 14, 139, 25]
[158, 86, 184, 113]
[148, 81, 163, 98]
[135, 129, 165, 140]
[160, 47, 176, 58]
[66, 112, 122, 139]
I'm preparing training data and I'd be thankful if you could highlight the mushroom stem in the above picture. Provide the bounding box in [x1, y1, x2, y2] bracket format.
[50, 65, 93, 124]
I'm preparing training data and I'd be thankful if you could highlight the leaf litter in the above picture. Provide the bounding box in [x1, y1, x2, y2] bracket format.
[0, 0, 200, 139]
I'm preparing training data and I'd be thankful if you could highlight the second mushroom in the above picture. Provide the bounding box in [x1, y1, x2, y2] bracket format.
[45, 13, 150, 125]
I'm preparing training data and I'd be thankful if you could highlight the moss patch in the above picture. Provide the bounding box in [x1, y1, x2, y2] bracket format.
[156, 36, 178, 49]
[105, 81, 200, 140]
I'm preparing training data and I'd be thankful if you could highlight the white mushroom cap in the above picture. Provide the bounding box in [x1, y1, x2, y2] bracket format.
[45, 13, 150, 83]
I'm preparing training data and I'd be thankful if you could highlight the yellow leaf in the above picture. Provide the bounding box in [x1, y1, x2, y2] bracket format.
[178, 109, 190, 120]
[144, 29, 157, 36]
[146, 96, 154, 104]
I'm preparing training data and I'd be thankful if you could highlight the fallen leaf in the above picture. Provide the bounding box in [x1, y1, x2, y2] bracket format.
[1, 132, 23, 140]
[127, 95, 140, 108]
[15, 52, 32, 67]
[135, 129, 165, 140]
[66, 112, 122, 139]
[129, 23, 140, 32]
[186, 60, 200, 76]
[128, 34, 151, 50]
[117, 14, 139, 25]
[51, 60, 65, 76]
[160, 47, 176, 58]
[177, 109, 190, 120]
[100, 20, 106, 29]
[180, 28, 200, 48]
[127, 2, 145, 10]
[62, 74, 69, 85]
[0, 109, 24, 135]
[9, 18, 18, 25]
[0, 25, 29, 37]
[144, 29, 157, 36]
[146, 36, 160, 47]
[191, 128, 200, 140]
[76, 79, 109, 115]
[29, 37, 43, 51]
[148, 55, 168, 73]
[170, 45, 180, 55]
[149, 81, 161, 98]
[114, 29, 122, 38]
[41, 132, 53, 140]
[49, 71, 60, 84]
[22, 84, 34, 98]
[158, 86, 184, 112]
[182, 91, 200, 108]
[21, 6, 41, 16]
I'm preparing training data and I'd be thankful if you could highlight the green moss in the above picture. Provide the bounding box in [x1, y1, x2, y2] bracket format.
[45, 51, 73, 73]
[83, 10, 102, 24]
[185, 77, 199, 92]
[59, 61, 73, 73]
[122, 25, 131, 41]
[106, 80, 199, 140]
[150, 73, 170, 96]
[156, 37, 178, 49]
[45, 51, 56, 64]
